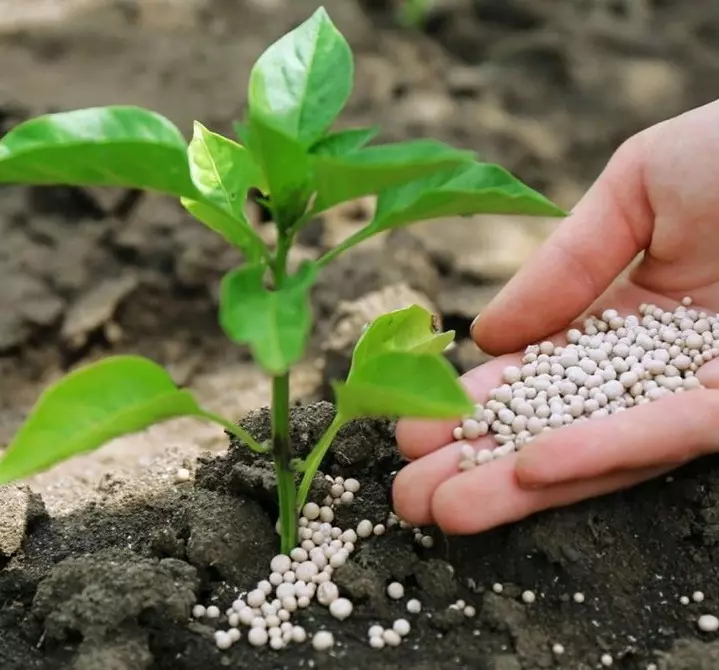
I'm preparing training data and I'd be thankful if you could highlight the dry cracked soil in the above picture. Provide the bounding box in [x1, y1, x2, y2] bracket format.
[3, 1, 719, 668]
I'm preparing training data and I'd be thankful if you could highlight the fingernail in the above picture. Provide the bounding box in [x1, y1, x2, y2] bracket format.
[469, 313, 481, 339]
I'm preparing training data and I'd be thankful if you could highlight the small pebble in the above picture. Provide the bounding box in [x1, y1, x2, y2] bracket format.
[329, 597, 353, 621]
[387, 582, 405, 599]
[407, 599, 422, 613]
[368, 624, 384, 638]
[344, 478, 360, 493]
[357, 519, 373, 538]
[248, 627, 269, 647]
[698, 614, 719, 632]
[214, 630, 233, 650]
[312, 630, 335, 651]
[382, 629, 402, 647]
[175, 467, 191, 482]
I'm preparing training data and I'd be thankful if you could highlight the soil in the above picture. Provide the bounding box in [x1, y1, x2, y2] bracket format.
[3, 0, 719, 668]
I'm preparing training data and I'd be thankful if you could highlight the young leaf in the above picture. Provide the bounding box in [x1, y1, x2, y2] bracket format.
[244, 116, 313, 228]
[233, 120, 250, 147]
[180, 197, 268, 263]
[0, 356, 206, 484]
[248, 6, 353, 145]
[333, 352, 473, 420]
[310, 139, 475, 213]
[0, 106, 198, 198]
[349, 304, 454, 377]
[219, 262, 318, 374]
[310, 127, 379, 156]
[371, 162, 567, 229]
[188, 121, 267, 213]
[318, 162, 566, 266]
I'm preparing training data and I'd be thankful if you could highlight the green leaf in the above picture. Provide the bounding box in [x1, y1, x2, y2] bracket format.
[188, 121, 266, 214]
[310, 139, 475, 213]
[349, 304, 454, 378]
[219, 262, 318, 374]
[244, 116, 313, 228]
[372, 162, 567, 229]
[233, 120, 251, 146]
[248, 6, 353, 145]
[0, 106, 198, 197]
[310, 127, 378, 156]
[318, 161, 566, 266]
[334, 352, 473, 420]
[0, 356, 206, 484]
[180, 197, 268, 263]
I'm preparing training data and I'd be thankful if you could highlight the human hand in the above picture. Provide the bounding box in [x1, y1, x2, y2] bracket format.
[393, 99, 719, 534]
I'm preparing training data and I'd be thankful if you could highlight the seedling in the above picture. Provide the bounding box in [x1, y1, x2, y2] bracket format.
[0, 7, 564, 553]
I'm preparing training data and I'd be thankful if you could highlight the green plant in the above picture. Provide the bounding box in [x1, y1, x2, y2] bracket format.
[0, 7, 564, 553]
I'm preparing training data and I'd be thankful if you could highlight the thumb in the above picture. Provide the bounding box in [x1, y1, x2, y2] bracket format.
[472, 135, 654, 356]
[515, 386, 719, 489]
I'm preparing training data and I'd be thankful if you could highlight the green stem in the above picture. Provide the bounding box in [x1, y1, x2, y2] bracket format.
[274, 230, 293, 285]
[272, 372, 296, 554]
[197, 409, 269, 453]
[296, 413, 346, 511]
[316, 227, 374, 268]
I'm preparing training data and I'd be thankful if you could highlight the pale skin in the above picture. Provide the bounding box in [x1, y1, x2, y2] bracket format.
[393, 99, 719, 534]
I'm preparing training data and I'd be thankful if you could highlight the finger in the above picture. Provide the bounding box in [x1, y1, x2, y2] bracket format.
[431, 454, 670, 535]
[472, 134, 654, 356]
[392, 442, 470, 526]
[516, 386, 719, 489]
[395, 355, 521, 460]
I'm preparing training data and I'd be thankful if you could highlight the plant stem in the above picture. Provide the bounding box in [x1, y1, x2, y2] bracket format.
[316, 227, 374, 267]
[296, 413, 346, 511]
[272, 372, 296, 554]
[197, 409, 269, 453]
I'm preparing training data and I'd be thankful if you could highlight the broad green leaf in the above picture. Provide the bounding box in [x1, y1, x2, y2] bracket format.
[245, 116, 313, 228]
[349, 305, 454, 378]
[0, 356, 205, 484]
[310, 139, 475, 213]
[219, 262, 318, 374]
[248, 7, 353, 145]
[371, 162, 566, 229]
[233, 120, 250, 146]
[188, 121, 266, 214]
[180, 197, 267, 263]
[310, 127, 378, 156]
[334, 352, 473, 420]
[0, 106, 198, 197]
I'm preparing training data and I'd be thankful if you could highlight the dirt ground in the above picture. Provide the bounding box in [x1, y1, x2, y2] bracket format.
[2, 0, 719, 668]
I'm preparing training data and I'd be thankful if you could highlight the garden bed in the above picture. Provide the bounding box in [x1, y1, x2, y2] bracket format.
[3, 402, 719, 668]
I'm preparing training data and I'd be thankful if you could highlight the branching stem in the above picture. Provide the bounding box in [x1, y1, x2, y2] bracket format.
[197, 409, 268, 453]
[296, 413, 346, 511]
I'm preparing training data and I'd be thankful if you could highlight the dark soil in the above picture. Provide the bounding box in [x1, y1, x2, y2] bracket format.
[3, 402, 719, 669]
[3, 0, 719, 668]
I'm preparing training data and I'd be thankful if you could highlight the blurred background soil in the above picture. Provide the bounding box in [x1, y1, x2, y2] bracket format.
[1, 0, 718, 513]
